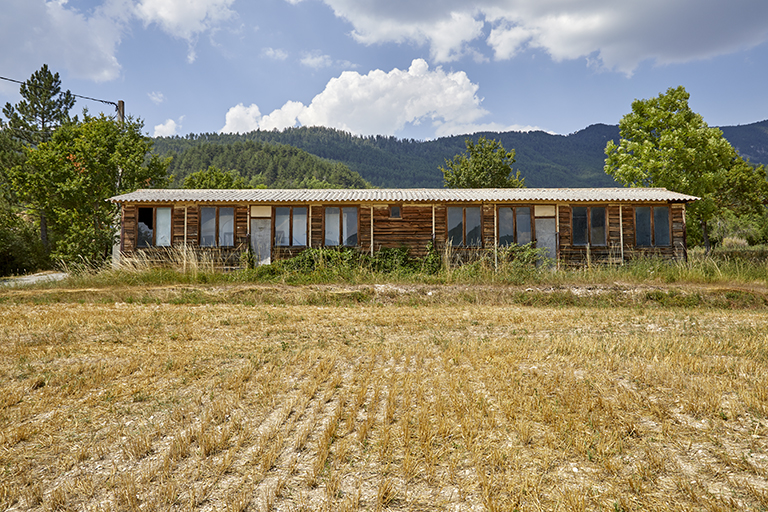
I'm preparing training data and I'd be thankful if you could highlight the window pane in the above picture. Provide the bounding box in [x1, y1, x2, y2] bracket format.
[635, 207, 651, 246]
[390, 206, 401, 219]
[156, 207, 172, 247]
[137, 207, 153, 248]
[342, 207, 358, 246]
[447, 207, 463, 247]
[654, 207, 670, 246]
[572, 207, 587, 245]
[200, 207, 216, 247]
[293, 207, 307, 246]
[465, 207, 481, 247]
[219, 207, 234, 247]
[498, 207, 514, 246]
[516, 207, 532, 245]
[274, 207, 290, 246]
[590, 207, 606, 246]
[325, 207, 340, 246]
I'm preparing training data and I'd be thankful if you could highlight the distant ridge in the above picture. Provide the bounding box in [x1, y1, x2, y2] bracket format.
[152, 120, 768, 189]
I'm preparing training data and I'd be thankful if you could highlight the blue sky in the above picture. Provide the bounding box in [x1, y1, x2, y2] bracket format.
[2, 0, 768, 140]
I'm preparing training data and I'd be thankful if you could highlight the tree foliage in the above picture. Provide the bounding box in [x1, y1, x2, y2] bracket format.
[2, 64, 75, 147]
[440, 136, 525, 188]
[604, 86, 768, 248]
[162, 139, 370, 189]
[10, 114, 170, 264]
[1, 65, 77, 253]
[183, 165, 250, 189]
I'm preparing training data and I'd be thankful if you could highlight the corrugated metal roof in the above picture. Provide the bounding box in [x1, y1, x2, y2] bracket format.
[110, 187, 699, 204]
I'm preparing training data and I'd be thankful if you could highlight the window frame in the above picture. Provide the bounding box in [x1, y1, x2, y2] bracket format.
[388, 204, 402, 219]
[571, 205, 607, 247]
[199, 206, 236, 248]
[136, 206, 172, 248]
[273, 206, 308, 247]
[447, 205, 483, 247]
[324, 206, 359, 247]
[497, 205, 533, 246]
[635, 205, 671, 247]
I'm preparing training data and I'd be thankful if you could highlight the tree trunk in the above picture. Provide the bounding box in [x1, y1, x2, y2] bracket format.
[40, 210, 49, 253]
[701, 219, 711, 254]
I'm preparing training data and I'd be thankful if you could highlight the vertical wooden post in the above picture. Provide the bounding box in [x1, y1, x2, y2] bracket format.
[370, 205, 374, 257]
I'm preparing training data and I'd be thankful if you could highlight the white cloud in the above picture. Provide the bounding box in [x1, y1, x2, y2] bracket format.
[0, 0, 125, 83]
[134, 0, 235, 62]
[154, 118, 182, 137]
[300, 52, 334, 69]
[263, 47, 289, 60]
[0, 0, 238, 88]
[221, 59, 516, 137]
[135, 0, 235, 40]
[221, 103, 263, 133]
[148, 91, 165, 104]
[318, 0, 768, 72]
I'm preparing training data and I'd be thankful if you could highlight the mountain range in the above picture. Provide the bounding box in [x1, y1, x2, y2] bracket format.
[152, 119, 768, 189]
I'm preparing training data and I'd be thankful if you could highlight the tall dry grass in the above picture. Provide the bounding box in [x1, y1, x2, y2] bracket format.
[1, 294, 767, 510]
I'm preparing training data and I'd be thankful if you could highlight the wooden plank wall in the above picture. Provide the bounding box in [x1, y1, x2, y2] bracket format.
[559, 203, 687, 265]
[119, 200, 690, 266]
[359, 206, 372, 252]
[186, 206, 199, 246]
[235, 205, 248, 247]
[670, 203, 688, 260]
[310, 206, 324, 249]
[558, 205, 571, 247]
[171, 206, 185, 245]
[481, 204, 495, 248]
[370, 205, 434, 257]
[122, 205, 137, 253]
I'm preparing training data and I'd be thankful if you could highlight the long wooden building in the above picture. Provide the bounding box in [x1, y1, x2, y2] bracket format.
[109, 188, 698, 267]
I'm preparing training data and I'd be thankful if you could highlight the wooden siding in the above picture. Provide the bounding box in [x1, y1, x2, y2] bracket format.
[369, 205, 435, 257]
[119, 199, 690, 268]
[310, 206, 323, 249]
[186, 206, 199, 246]
[122, 205, 137, 253]
[171, 206, 185, 245]
[559, 203, 687, 265]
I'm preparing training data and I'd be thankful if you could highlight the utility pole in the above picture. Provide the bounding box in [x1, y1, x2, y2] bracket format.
[113, 99, 126, 267]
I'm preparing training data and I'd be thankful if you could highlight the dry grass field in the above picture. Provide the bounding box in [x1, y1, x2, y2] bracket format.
[2, 283, 768, 511]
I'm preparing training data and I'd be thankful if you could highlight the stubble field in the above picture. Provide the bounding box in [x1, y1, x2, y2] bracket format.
[1, 283, 768, 511]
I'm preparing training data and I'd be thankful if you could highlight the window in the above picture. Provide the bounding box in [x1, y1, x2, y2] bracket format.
[572, 206, 606, 246]
[324, 207, 358, 246]
[498, 206, 532, 246]
[635, 206, 670, 246]
[447, 206, 482, 247]
[137, 207, 171, 247]
[200, 206, 235, 247]
[389, 205, 401, 219]
[274, 207, 307, 246]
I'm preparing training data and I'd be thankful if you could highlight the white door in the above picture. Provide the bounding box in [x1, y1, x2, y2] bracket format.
[535, 217, 557, 265]
[250, 218, 271, 265]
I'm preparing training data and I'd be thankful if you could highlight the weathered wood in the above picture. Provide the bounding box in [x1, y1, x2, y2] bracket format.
[172, 206, 185, 245]
[119, 198, 691, 267]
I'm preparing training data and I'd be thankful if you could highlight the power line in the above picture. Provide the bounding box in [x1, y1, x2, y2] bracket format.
[0, 75, 122, 119]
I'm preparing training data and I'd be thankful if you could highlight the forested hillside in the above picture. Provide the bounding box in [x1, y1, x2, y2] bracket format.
[153, 120, 768, 189]
[158, 139, 370, 189]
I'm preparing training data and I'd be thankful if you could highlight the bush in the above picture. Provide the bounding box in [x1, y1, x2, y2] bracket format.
[0, 204, 48, 276]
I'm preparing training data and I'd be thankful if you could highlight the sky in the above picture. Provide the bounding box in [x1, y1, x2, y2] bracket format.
[2, 0, 768, 141]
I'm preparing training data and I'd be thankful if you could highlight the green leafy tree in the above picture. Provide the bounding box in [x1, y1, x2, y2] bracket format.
[2, 64, 75, 146]
[13, 114, 170, 264]
[182, 165, 249, 189]
[604, 86, 768, 250]
[1, 65, 76, 251]
[441, 136, 524, 188]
